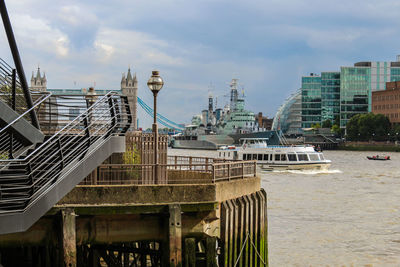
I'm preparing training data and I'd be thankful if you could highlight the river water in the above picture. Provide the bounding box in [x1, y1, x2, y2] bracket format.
[168, 149, 400, 267]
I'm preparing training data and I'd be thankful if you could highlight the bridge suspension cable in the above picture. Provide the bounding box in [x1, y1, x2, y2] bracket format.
[137, 97, 184, 131]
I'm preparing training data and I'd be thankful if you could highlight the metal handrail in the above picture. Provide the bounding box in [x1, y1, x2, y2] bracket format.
[0, 92, 51, 134]
[0, 91, 131, 213]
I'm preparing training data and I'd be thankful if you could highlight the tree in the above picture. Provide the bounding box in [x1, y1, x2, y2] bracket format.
[322, 119, 332, 128]
[346, 113, 391, 141]
[346, 114, 361, 141]
[391, 124, 400, 141]
[333, 115, 340, 127]
[331, 124, 341, 136]
[311, 123, 321, 129]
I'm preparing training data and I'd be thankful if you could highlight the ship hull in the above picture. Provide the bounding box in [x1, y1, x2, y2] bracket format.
[171, 131, 279, 150]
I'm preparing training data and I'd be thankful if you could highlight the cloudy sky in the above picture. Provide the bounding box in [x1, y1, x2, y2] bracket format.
[1, 0, 400, 128]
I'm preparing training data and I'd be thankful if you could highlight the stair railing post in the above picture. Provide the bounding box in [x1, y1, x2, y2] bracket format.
[83, 114, 91, 147]
[107, 94, 116, 137]
[8, 68, 15, 159]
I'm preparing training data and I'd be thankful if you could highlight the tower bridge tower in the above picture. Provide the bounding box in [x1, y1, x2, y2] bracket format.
[121, 68, 138, 130]
[30, 67, 47, 92]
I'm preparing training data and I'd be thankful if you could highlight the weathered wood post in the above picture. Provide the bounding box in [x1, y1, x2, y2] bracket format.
[169, 204, 182, 266]
[184, 238, 196, 267]
[61, 208, 76, 267]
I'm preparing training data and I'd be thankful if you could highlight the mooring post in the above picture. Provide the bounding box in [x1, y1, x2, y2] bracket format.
[169, 204, 182, 266]
[184, 238, 196, 267]
[206, 236, 218, 267]
[61, 208, 77, 267]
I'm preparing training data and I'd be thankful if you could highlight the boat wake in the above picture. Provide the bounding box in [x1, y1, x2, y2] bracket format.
[265, 169, 342, 175]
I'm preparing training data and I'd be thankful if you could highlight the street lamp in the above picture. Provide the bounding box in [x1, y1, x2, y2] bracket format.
[147, 70, 164, 184]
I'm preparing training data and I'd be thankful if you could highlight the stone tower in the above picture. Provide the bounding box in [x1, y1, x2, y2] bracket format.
[30, 67, 47, 92]
[121, 68, 138, 130]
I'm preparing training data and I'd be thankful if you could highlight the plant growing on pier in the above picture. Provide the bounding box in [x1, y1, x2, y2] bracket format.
[122, 144, 141, 181]
[123, 144, 141, 165]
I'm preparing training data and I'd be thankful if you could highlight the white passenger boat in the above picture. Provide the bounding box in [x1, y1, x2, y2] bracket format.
[217, 138, 331, 171]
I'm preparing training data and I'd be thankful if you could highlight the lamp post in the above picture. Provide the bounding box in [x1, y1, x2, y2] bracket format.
[147, 70, 164, 184]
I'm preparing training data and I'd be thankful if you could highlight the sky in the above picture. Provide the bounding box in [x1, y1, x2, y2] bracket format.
[1, 0, 400, 128]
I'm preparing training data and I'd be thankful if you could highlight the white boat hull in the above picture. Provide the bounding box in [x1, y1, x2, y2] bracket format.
[258, 162, 331, 171]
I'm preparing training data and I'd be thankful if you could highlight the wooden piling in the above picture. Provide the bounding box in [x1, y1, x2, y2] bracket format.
[169, 204, 182, 266]
[61, 208, 76, 267]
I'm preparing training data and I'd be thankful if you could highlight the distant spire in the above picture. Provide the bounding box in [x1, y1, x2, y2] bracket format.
[127, 68, 133, 82]
[121, 72, 126, 83]
[31, 71, 34, 81]
[42, 72, 46, 81]
[133, 72, 137, 83]
[36, 67, 41, 80]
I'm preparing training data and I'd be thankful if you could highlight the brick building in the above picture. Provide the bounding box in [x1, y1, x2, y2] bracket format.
[372, 81, 400, 125]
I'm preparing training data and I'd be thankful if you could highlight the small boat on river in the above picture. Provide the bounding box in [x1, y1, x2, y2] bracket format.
[217, 138, 331, 171]
[367, 155, 390, 160]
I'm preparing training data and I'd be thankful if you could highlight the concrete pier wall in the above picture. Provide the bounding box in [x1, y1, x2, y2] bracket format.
[0, 179, 268, 266]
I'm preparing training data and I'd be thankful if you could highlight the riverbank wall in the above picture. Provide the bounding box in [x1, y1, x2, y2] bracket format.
[338, 141, 400, 152]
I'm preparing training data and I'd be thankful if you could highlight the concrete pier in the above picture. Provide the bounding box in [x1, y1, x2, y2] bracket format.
[0, 133, 268, 266]
[0, 178, 267, 266]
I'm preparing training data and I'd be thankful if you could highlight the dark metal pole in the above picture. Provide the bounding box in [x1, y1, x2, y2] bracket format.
[8, 68, 15, 159]
[153, 93, 158, 184]
[0, 0, 40, 129]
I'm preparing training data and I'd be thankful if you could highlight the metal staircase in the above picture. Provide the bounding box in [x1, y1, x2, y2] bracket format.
[0, 90, 131, 234]
[0, 0, 132, 235]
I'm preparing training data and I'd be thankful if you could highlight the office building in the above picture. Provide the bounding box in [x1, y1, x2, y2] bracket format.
[372, 81, 400, 125]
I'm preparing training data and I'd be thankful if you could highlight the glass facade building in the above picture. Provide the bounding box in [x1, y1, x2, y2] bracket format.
[339, 67, 371, 127]
[301, 75, 321, 128]
[321, 72, 340, 123]
[280, 56, 400, 132]
[272, 89, 302, 135]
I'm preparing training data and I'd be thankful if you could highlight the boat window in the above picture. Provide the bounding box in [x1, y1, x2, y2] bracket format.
[298, 154, 308, 161]
[224, 152, 226, 157]
[228, 152, 230, 157]
[319, 154, 325, 160]
[219, 152, 221, 157]
[288, 154, 297, 161]
[252, 154, 257, 160]
[263, 154, 268, 161]
[258, 154, 263, 160]
[243, 154, 247, 160]
[275, 154, 280, 161]
[281, 154, 287, 161]
[309, 154, 319, 161]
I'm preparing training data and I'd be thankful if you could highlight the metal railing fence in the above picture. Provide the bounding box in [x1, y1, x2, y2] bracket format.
[80, 160, 257, 185]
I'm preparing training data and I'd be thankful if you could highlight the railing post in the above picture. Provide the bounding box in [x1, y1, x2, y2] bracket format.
[8, 68, 16, 159]
[83, 114, 91, 147]
[107, 94, 116, 136]
[212, 165, 216, 183]
[254, 161, 257, 177]
[175, 156, 177, 170]
[228, 163, 230, 181]
[189, 157, 192, 171]
[121, 96, 132, 133]
[242, 162, 244, 179]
